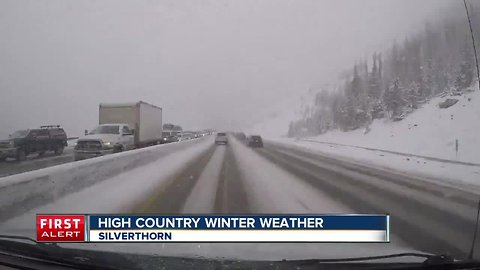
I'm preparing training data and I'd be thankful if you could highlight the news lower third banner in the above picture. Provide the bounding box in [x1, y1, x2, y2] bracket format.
[37, 214, 390, 243]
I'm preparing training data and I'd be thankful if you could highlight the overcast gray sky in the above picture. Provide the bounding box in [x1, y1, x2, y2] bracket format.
[0, 0, 456, 137]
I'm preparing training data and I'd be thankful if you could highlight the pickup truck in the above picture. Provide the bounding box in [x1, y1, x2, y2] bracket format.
[74, 124, 134, 161]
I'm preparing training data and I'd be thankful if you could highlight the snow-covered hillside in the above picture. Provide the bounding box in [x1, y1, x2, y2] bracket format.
[301, 89, 480, 163]
[273, 88, 480, 189]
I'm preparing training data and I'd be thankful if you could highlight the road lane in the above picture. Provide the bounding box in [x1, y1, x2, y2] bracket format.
[224, 137, 411, 250]
[259, 140, 480, 259]
[0, 148, 74, 178]
[182, 146, 226, 213]
[213, 142, 250, 213]
[230, 137, 352, 214]
[133, 144, 216, 214]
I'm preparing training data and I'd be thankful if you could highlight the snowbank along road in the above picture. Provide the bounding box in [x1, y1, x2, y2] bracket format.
[1, 135, 479, 259]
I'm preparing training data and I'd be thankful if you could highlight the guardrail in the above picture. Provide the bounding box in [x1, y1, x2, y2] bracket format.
[298, 138, 480, 167]
[0, 138, 208, 222]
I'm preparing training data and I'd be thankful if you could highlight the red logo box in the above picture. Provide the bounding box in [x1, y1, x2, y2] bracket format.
[37, 215, 85, 242]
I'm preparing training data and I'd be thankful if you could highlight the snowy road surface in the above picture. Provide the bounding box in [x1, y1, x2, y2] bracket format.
[0, 135, 478, 259]
[274, 138, 480, 192]
[182, 146, 226, 213]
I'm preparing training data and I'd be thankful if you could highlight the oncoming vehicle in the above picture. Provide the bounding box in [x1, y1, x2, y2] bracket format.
[215, 132, 228, 145]
[161, 131, 179, 144]
[247, 135, 263, 148]
[176, 131, 186, 141]
[183, 131, 195, 140]
[0, 125, 67, 161]
[74, 124, 134, 161]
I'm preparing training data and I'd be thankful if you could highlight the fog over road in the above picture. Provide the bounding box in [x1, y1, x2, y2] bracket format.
[1, 135, 479, 259]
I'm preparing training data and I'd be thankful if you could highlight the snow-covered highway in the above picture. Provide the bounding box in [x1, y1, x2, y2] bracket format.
[0, 134, 479, 259]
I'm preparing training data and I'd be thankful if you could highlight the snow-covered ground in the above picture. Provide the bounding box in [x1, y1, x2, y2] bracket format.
[273, 138, 480, 192]
[306, 90, 480, 163]
[271, 89, 480, 189]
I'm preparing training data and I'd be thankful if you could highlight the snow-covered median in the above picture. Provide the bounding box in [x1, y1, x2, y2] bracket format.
[0, 139, 212, 237]
[0, 138, 211, 221]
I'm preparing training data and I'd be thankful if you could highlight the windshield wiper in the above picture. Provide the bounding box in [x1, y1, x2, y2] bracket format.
[289, 252, 433, 263]
[0, 234, 49, 243]
[0, 236, 476, 269]
[0, 234, 136, 270]
[284, 252, 480, 269]
[0, 234, 61, 249]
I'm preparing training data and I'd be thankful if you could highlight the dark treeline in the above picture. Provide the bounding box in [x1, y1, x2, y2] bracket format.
[288, 2, 480, 137]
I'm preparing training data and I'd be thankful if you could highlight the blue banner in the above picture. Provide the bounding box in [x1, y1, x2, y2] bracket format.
[88, 214, 387, 230]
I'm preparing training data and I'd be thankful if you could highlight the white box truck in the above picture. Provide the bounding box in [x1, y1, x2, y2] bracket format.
[74, 101, 162, 161]
[99, 101, 163, 147]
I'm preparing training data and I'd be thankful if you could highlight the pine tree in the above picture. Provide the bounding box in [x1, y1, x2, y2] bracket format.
[405, 81, 421, 109]
[368, 53, 381, 99]
[378, 53, 383, 79]
[287, 122, 295, 137]
[455, 35, 474, 90]
[383, 79, 405, 118]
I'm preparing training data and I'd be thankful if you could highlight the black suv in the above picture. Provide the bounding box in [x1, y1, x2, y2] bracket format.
[247, 135, 263, 148]
[0, 125, 68, 161]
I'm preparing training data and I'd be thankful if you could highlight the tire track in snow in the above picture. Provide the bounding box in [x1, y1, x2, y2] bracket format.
[214, 142, 250, 214]
[257, 143, 459, 257]
[182, 146, 226, 213]
[135, 145, 216, 214]
[229, 137, 352, 214]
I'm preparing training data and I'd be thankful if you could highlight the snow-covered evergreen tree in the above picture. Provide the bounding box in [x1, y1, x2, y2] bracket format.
[288, 2, 480, 137]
